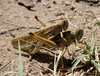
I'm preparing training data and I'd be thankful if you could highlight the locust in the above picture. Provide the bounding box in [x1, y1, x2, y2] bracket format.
[11, 15, 68, 55]
[11, 14, 84, 68]
[29, 26, 83, 68]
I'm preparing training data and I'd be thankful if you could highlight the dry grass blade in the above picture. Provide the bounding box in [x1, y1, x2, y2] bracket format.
[54, 51, 62, 76]
[0, 60, 11, 70]
[37, 63, 54, 73]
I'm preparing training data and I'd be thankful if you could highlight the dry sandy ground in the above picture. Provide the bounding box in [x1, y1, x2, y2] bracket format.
[0, 0, 100, 76]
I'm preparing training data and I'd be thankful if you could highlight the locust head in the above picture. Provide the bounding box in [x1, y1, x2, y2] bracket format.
[75, 28, 83, 41]
[63, 20, 68, 31]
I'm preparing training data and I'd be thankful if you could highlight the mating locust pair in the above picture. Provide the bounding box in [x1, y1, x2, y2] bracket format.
[11, 14, 83, 68]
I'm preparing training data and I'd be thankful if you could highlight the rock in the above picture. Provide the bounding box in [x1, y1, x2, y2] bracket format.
[53, 1, 57, 4]
[16, 0, 34, 10]
[54, 11, 62, 16]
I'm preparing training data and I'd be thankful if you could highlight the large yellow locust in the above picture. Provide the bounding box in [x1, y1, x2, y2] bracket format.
[11, 15, 68, 55]
[11, 14, 84, 68]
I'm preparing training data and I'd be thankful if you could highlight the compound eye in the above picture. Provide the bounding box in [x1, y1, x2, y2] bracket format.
[76, 29, 83, 41]
[63, 20, 68, 31]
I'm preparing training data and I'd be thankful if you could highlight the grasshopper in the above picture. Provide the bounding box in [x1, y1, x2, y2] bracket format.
[29, 26, 83, 68]
[11, 15, 68, 55]
[11, 14, 84, 68]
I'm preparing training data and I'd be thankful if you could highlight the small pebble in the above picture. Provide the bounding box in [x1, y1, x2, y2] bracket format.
[87, 26, 92, 30]
[70, 6, 75, 11]
[0, 31, 7, 35]
[31, 8, 36, 11]
[7, 48, 11, 51]
[53, 1, 57, 4]
[54, 11, 62, 16]
[9, 32, 15, 38]
[64, 1, 70, 6]
[47, 5, 51, 8]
